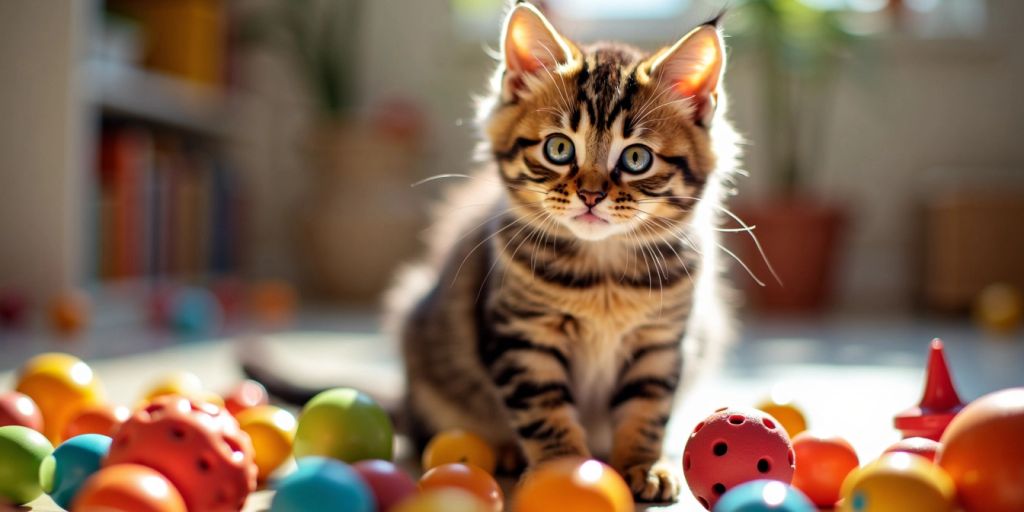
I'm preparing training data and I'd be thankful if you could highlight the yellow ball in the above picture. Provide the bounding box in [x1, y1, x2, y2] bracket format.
[392, 489, 493, 512]
[142, 371, 204, 402]
[974, 283, 1023, 334]
[755, 399, 808, 438]
[236, 405, 297, 480]
[15, 353, 104, 444]
[422, 429, 497, 474]
[839, 453, 955, 512]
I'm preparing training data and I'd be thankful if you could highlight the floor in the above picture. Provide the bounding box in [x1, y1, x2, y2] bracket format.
[1, 308, 1021, 511]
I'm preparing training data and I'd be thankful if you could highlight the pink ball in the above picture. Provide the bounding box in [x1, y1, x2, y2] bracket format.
[683, 407, 795, 510]
[885, 436, 941, 462]
[352, 459, 417, 512]
[0, 391, 44, 431]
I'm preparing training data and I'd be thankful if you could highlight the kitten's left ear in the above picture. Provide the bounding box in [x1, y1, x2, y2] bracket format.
[646, 24, 725, 126]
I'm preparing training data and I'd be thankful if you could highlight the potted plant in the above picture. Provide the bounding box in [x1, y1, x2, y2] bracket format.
[241, 0, 426, 301]
[727, 0, 860, 313]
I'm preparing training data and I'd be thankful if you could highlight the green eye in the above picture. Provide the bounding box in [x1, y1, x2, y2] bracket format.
[619, 144, 653, 174]
[543, 135, 575, 165]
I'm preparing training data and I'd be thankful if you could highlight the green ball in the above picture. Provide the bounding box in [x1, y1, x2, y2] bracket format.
[293, 388, 393, 463]
[0, 425, 54, 505]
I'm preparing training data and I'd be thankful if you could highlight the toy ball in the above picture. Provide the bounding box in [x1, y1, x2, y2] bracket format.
[63, 403, 131, 441]
[293, 387, 393, 463]
[39, 433, 112, 509]
[169, 287, 223, 336]
[0, 391, 44, 431]
[146, 283, 179, 328]
[419, 463, 503, 512]
[713, 480, 815, 512]
[684, 407, 795, 509]
[0, 425, 54, 504]
[225, 379, 269, 416]
[269, 456, 376, 512]
[104, 395, 257, 512]
[513, 458, 632, 512]
[754, 398, 807, 438]
[353, 459, 418, 512]
[937, 387, 1024, 512]
[973, 282, 1023, 334]
[0, 288, 29, 328]
[789, 432, 860, 507]
[237, 405, 297, 480]
[15, 352, 105, 444]
[422, 429, 497, 474]
[142, 371, 205, 403]
[394, 488, 494, 512]
[210, 277, 248, 322]
[838, 452, 954, 512]
[250, 279, 298, 326]
[48, 289, 91, 335]
[883, 437, 939, 462]
[72, 463, 187, 512]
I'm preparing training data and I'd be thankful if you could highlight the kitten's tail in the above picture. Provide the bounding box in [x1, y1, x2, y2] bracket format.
[235, 336, 403, 415]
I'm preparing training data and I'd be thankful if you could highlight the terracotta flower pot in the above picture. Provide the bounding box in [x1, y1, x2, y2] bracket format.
[729, 198, 847, 313]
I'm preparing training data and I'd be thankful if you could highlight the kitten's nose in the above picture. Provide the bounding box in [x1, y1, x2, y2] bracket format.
[577, 188, 607, 207]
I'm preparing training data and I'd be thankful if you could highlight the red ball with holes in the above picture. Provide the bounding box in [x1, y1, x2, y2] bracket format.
[104, 395, 257, 512]
[682, 407, 795, 510]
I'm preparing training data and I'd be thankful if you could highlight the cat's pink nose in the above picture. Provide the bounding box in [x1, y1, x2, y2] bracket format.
[577, 189, 607, 207]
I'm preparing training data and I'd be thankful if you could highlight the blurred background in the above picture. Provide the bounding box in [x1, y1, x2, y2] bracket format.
[0, 0, 1022, 363]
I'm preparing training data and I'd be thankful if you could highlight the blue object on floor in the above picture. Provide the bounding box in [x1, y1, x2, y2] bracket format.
[41, 433, 112, 509]
[714, 479, 815, 512]
[270, 456, 376, 512]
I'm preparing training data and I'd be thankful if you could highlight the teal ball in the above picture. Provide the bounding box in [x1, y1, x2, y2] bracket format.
[41, 433, 112, 509]
[714, 480, 815, 512]
[170, 287, 223, 336]
[270, 456, 375, 512]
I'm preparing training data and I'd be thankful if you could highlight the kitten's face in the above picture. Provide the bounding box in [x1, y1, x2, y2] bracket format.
[485, 5, 724, 242]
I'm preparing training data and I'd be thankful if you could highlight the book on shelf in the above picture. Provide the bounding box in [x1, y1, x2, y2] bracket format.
[95, 124, 244, 282]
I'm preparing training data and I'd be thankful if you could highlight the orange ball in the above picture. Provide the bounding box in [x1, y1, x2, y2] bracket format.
[790, 432, 860, 507]
[48, 290, 91, 336]
[422, 429, 497, 474]
[513, 458, 632, 512]
[419, 463, 503, 512]
[250, 280, 297, 326]
[755, 399, 808, 438]
[63, 403, 131, 441]
[884, 437, 940, 462]
[73, 463, 187, 512]
[938, 387, 1024, 512]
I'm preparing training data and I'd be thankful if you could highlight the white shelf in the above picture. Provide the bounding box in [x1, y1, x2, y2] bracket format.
[89, 61, 227, 137]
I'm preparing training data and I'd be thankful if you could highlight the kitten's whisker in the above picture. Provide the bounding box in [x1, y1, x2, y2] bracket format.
[636, 196, 781, 286]
[452, 209, 544, 289]
[444, 200, 545, 245]
[477, 211, 549, 302]
[411, 173, 548, 196]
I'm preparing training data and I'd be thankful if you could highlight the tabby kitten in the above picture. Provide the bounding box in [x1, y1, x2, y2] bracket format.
[385, 2, 739, 502]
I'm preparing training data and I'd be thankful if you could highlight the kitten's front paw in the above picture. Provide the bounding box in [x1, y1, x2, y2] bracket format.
[622, 460, 682, 503]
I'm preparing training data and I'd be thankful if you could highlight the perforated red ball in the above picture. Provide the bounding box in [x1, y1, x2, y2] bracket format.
[682, 407, 795, 510]
[105, 396, 257, 512]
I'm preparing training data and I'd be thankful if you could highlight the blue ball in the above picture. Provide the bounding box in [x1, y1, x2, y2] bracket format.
[40, 434, 112, 509]
[170, 287, 223, 336]
[714, 480, 815, 512]
[270, 456, 376, 512]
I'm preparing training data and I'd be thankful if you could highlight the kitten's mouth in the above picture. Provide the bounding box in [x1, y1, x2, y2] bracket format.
[574, 212, 609, 224]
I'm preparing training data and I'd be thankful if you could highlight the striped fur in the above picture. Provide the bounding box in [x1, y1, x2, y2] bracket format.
[385, 3, 741, 502]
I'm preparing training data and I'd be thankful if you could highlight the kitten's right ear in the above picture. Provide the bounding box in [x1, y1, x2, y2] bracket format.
[500, 3, 577, 95]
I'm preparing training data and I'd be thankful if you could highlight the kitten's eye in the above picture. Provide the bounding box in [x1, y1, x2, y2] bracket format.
[543, 134, 575, 165]
[619, 144, 653, 174]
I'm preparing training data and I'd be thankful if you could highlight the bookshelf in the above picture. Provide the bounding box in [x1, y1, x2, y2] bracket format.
[0, 0, 241, 306]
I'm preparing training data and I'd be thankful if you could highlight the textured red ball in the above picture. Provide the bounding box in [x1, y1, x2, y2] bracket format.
[105, 396, 257, 512]
[683, 407, 795, 510]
